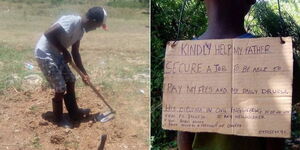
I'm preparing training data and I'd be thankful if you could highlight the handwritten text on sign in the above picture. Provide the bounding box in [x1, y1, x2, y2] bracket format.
[162, 37, 293, 138]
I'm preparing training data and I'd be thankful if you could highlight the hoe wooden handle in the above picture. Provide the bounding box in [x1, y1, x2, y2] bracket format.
[69, 61, 115, 112]
[98, 134, 107, 150]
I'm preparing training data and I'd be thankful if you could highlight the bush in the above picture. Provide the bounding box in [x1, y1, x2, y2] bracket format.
[248, 2, 300, 149]
[151, 0, 207, 149]
[248, 1, 300, 54]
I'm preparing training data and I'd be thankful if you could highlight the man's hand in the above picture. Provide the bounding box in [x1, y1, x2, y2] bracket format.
[63, 51, 72, 63]
[82, 74, 90, 85]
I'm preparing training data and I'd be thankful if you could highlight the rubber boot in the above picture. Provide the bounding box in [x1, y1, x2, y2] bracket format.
[52, 99, 73, 128]
[64, 92, 90, 121]
[52, 99, 63, 122]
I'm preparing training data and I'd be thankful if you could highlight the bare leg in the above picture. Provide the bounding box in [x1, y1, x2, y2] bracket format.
[177, 132, 195, 150]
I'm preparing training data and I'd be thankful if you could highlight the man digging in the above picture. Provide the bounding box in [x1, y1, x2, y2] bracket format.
[34, 7, 108, 128]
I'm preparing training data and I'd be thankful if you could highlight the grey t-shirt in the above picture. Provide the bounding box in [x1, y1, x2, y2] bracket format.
[35, 15, 84, 59]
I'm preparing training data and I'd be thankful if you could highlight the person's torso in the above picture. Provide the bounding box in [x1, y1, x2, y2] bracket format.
[35, 15, 84, 58]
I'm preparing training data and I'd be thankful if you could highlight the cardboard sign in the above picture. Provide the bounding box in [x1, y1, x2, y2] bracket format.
[162, 37, 293, 138]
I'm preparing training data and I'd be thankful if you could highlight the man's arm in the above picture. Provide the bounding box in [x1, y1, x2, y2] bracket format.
[44, 24, 72, 63]
[71, 40, 87, 75]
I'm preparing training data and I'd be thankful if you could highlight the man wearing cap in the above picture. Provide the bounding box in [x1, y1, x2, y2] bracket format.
[34, 7, 108, 127]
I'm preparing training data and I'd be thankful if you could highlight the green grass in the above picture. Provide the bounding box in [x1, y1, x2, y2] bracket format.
[63, 140, 79, 149]
[0, 0, 92, 5]
[0, 0, 149, 92]
[0, 45, 39, 91]
[29, 105, 39, 112]
[107, 0, 149, 9]
[32, 134, 42, 149]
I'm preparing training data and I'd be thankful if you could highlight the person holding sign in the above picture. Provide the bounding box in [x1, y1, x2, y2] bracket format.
[176, 0, 287, 150]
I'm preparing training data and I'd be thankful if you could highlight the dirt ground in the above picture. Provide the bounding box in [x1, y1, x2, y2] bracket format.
[0, 87, 149, 150]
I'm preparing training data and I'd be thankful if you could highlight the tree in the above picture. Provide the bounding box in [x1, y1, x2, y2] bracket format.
[151, 0, 207, 149]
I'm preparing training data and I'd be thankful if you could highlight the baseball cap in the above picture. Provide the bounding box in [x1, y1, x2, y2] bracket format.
[87, 7, 108, 30]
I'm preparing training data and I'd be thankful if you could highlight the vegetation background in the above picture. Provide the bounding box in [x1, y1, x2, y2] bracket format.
[151, 0, 300, 149]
